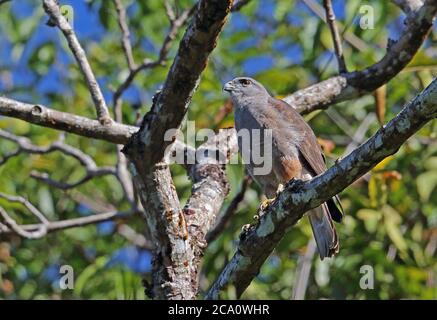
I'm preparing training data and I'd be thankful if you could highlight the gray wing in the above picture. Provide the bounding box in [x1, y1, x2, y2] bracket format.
[267, 97, 327, 175]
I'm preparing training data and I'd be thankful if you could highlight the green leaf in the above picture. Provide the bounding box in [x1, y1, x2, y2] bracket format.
[383, 205, 408, 255]
[416, 170, 437, 202]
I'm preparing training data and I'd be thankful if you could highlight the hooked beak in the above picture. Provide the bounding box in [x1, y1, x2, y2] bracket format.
[223, 81, 234, 92]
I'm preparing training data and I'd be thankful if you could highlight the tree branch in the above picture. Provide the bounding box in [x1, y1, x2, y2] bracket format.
[43, 0, 112, 124]
[322, 0, 347, 73]
[123, 0, 233, 166]
[122, 0, 233, 300]
[284, 0, 437, 114]
[206, 76, 437, 299]
[113, 0, 136, 71]
[0, 190, 137, 239]
[182, 128, 238, 293]
[112, 5, 195, 121]
[393, 0, 424, 13]
[206, 175, 251, 244]
[0, 129, 117, 189]
[0, 97, 137, 144]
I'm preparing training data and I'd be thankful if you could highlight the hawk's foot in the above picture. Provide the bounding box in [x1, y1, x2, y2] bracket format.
[260, 197, 275, 211]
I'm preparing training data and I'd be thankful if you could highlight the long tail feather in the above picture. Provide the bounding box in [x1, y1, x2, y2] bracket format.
[308, 203, 339, 260]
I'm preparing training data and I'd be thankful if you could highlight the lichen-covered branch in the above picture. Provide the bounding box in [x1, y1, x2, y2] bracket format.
[121, 0, 233, 300]
[206, 77, 437, 299]
[284, 0, 437, 114]
[206, 175, 251, 244]
[182, 128, 238, 293]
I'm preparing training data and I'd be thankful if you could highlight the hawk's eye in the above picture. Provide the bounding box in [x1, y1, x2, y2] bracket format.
[239, 79, 252, 86]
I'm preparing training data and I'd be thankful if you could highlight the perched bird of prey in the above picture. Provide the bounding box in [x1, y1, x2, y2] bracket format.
[224, 77, 343, 259]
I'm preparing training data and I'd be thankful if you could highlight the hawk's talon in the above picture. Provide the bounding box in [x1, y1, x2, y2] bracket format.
[276, 183, 284, 195]
[260, 197, 275, 211]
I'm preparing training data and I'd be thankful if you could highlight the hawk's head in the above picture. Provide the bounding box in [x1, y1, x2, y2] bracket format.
[223, 77, 269, 99]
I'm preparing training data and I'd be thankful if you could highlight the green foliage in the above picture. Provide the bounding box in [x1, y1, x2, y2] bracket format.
[0, 0, 436, 300]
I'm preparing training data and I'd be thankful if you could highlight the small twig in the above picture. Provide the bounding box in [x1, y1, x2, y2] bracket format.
[0, 192, 49, 225]
[0, 129, 117, 190]
[0, 206, 47, 239]
[112, 6, 194, 116]
[322, 0, 347, 73]
[0, 207, 134, 239]
[164, 0, 176, 23]
[117, 224, 154, 250]
[113, 0, 136, 71]
[43, 0, 112, 124]
[206, 175, 251, 243]
[301, 0, 369, 52]
[30, 168, 115, 190]
[116, 145, 135, 204]
[291, 239, 317, 300]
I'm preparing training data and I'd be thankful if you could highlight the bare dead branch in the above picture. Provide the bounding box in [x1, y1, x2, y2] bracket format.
[0, 208, 134, 239]
[0, 192, 49, 225]
[0, 129, 117, 189]
[0, 189, 136, 239]
[302, 0, 370, 52]
[117, 224, 154, 250]
[0, 97, 137, 144]
[113, 0, 136, 71]
[43, 0, 112, 124]
[0, 206, 48, 239]
[322, 0, 347, 73]
[112, 5, 195, 123]
[206, 76, 437, 299]
[285, 0, 437, 114]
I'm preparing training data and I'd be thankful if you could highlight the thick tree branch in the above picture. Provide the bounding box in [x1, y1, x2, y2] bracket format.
[43, 0, 112, 124]
[130, 163, 195, 299]
[206, 77, 437, 299]
[206, 175, 251, 244]
[122, 0, 233, 300]
[393, 0, 424, 13]
[182, 128, 238, 293]
[0, 97, 137, 144]
[123, 0, 233, 166]
[285, 0, 437, 114]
